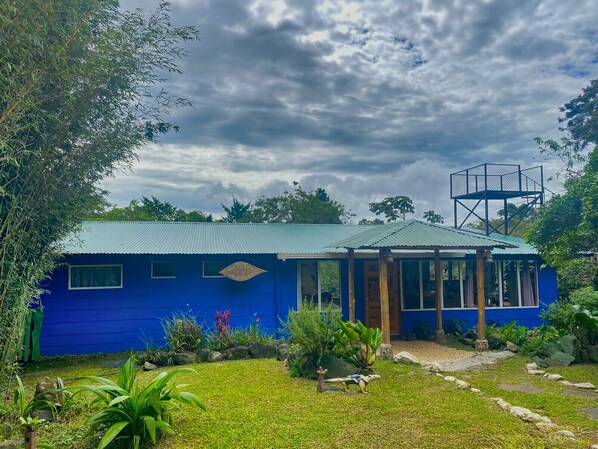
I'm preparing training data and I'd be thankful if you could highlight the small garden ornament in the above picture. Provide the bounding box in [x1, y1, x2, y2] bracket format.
[316, 366, 328, 393]
[325, 374, 381, 393]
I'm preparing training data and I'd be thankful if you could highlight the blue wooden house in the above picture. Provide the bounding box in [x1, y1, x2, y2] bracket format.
[39, 220, 557, 355]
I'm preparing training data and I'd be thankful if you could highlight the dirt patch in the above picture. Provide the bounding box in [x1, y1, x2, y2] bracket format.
[585, 407, 598, 420]
[499, 384, 544, 394]
[391, 340, 472, 364]
[563, 388, 598, 399]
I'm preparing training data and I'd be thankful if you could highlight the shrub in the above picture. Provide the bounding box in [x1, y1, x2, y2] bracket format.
[570, 287, 598, 315]
[557, 259, 598, 300]
[206, 310, 233, 351]
[230, 314, 272, 347]
[571, 305, 598, 348]
[78, 357, 204, 449]
[161, 311, 203, 353]
[519, 325, 559, 357]
[496, 321, 527, 347]
[333, 320, 382, 369]
[282, 303, 340, 360]
[414, 322, 434, 341]
[444, 318, 466, 336]
[540, 301, 576, 335]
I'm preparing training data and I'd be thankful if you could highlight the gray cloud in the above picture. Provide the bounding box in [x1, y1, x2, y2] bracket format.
[109, 0, 598, 223]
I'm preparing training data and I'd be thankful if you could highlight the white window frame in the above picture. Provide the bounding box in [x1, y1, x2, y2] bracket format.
[202, 261, 227, 278]
[68, 264, 123, 290]
[297, 260, 342, 313]
[399, 259, 540, 310]
[151, 261, 176, 279]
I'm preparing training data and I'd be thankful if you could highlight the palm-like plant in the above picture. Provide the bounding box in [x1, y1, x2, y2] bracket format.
[78, 357, 205, 449]
[13, 375, 60, 449]
[333, 320, 383, 369]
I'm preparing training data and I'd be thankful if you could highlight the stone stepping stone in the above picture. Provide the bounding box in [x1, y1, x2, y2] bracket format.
[585, 407, 598, 421]
[499, 384, 544, 394]
[563, 388, 597, 399]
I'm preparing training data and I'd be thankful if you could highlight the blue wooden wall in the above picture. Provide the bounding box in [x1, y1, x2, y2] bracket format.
[39, 253, 558, 356]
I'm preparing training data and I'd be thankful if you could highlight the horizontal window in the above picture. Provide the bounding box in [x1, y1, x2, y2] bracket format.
[400, 260, 539, 310]
[69, 265, 122, 290]
[151, 261, 176, 278]
[203, 261, 227, 278]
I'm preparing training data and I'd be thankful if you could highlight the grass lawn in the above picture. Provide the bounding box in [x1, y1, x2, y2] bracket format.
[7, 354, 598, 449]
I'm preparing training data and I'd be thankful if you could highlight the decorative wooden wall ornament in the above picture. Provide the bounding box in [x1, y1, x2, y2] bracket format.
[219, 262, 267, 282]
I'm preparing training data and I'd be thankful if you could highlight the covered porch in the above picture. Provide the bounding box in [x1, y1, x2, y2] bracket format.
[331, 220, 517, 351]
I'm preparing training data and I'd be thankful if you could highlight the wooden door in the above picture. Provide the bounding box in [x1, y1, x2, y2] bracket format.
[364, 261, 400, 336]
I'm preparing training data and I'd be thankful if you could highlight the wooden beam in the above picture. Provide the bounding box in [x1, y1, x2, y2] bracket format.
[476, 249, 488, 350]
[434, 249, 444, 340]
[378, 249, 391, 345]
[348, 249, 355, 322]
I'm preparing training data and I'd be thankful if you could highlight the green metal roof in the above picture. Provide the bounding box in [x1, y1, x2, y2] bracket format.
[330, 220, 517, 250]
[62, 222, 377, 255]
[61, 221, 530, 256]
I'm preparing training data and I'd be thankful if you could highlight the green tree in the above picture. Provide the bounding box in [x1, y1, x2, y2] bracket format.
[468, 203, 537, 238]
[368, 196, 415, 222]
[528, 79, 598, 291]
[89, 196, 212, 222]
[247, 183, 353, 224]
[0, 1, 198, 376]
[423, 210, 444, 224]
[358, 218, 384, 225]
[221, 197, 252, 223]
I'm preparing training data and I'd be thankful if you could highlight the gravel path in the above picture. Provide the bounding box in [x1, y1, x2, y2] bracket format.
[391, 340, 473, 364]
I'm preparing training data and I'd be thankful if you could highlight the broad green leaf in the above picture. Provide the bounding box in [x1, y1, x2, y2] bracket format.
[97, 421, 129, 449]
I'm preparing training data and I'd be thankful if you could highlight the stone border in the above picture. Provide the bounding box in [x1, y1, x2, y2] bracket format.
[525, 363, 597, 392]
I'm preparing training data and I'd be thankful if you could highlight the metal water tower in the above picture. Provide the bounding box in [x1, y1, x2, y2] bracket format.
[450, 163, 544, 236]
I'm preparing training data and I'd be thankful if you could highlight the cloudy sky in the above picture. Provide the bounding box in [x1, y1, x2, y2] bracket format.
[109, 0, 598, 222]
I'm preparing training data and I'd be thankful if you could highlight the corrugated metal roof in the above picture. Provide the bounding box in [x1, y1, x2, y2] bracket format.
[62, 222, 377, 255]
[330, 220, 517, 250]
[61, 221, 532, 256]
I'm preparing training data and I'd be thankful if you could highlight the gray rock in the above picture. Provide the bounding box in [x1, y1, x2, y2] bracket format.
[276, 343, 289, 361]
[558, 335, 581, 361]
[585, 407, 598, 420]
[555, 430, 575, 439]
[506, 341, 518, 353]
[559, 380, 573, 386]
[224, 346, 250, 360]
[581, 349, 590, 363]
[510, 406, 534, 420]
[496, 399, 512, 411]
[527, 369, 545, 375]
[525, 362, 538, 371]
[536, 422, 556, 430]
[170, 352, 196, 365]
[377, 343, 394, 360]
[546, 352, 575, 367]
[248, 342, 277, 359]
[207, 351, 224, 362]
[422, 362, 443, 373]
[573, 382, 596, 389]
[33, 409, 54, 421]
[470, 388, 481, 394]
[393, 351, 420, 366]
[0, 440, 24, 449]
[591, 445, 598, 449]
[455, 380, 470, 389]
[544, 341, 561, 357]
[545, 373, 564, 381]
[444, 376, 457, 382]
[531, 356, 549, 368]
[143, 361, 157, 371]
[35, 377, 59, 402]
[298, 354, 318, 379]
[588, 345, 598, 363]
[319, 354, 357, 379]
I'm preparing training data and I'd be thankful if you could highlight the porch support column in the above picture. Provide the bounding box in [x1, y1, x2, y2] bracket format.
[348, 249, 356, 322]
[434, 249, 445, 342]
[378, 249, 391, 345]
[475, 249, 489, 351]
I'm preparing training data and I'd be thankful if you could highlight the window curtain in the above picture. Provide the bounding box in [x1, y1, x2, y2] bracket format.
[521, 261, 535, 306]
[466, 262, 474, 308]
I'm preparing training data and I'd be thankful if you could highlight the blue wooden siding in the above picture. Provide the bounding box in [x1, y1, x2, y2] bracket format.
[40, 253, 558, 356]
[40, 254, 290, 356]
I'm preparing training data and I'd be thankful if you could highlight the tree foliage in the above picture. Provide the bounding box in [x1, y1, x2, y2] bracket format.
[422, 210, 444, 224]
[89, 196, 213, 222]
[368, 196, 415, 222]
[222, 183, 353, 224]
[0, 1, 197, 377]
[468, 203, 537, 238]
[529, 79, 598, 289]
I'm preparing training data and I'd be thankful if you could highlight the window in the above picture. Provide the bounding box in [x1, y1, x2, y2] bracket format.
[298, 261, 341, 312]
[151, 261, 176, 278]
[400, 259, 539, 310]
[69, 265, 122, 290]
[203, 261, 227, 278]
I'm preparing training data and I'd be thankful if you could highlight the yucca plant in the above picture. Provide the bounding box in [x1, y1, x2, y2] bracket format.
[13, 375, 60, 449]
[78, 357, 205, 449]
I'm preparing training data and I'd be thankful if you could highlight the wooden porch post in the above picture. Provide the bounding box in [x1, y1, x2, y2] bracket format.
[434, 249, 445, 342]
[348, 249, 355, 322]
[475, 249, 489, 351]
[378, 249, 391, 345]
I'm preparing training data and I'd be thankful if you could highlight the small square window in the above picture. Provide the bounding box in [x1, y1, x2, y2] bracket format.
[203, 261, 227, 277]
[69, 265, 122, 290]
[151, 261, 176, 278]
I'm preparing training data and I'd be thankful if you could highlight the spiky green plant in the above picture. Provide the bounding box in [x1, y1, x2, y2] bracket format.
[333, 320, 382, 369]
[77, 357, 204, 449]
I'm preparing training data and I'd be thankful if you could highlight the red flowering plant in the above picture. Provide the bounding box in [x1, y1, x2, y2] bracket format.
[208, 310, 232, 350]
